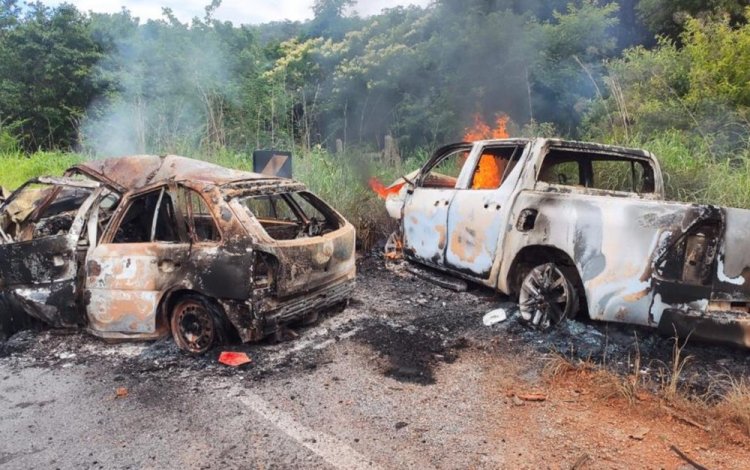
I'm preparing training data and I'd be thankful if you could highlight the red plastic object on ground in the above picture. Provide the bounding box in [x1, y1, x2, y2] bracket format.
[218, 351, 252, 367]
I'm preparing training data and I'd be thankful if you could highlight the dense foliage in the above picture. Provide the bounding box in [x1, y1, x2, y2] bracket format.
[0, 0, 709, 154]
[1, 0, 750, 212]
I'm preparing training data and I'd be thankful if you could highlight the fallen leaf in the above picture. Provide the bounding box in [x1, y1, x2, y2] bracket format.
[629, 428, 650, 440]
[218, 351, 252, 367]
[115, 387, 128, 398]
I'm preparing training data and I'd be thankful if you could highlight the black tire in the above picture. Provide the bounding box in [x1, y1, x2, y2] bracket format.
[170, 295, 226, 354]
[518, 262, 579, 330]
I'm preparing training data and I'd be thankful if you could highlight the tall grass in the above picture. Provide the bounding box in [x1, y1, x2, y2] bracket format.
[6, 133, 747, 248]
[620, 130, 750, 209]
[0, 151, 82, 190]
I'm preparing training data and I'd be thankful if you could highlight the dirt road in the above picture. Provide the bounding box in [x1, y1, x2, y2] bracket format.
[1, 257, 748, 469]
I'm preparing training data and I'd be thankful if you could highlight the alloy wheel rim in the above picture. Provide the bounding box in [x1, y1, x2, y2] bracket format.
[519, 263, 571, 329]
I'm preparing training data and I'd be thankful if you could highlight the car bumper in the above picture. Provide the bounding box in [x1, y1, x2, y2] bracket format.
[658, 308, 750, 348]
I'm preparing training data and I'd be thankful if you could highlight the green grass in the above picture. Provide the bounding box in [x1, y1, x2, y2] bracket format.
[622, 131, 750, 209]
[0, 151, 83, 191]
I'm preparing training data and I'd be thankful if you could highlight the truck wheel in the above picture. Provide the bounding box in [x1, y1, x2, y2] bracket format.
[170, 295, 223, 354]
[518, 262, 578, 330]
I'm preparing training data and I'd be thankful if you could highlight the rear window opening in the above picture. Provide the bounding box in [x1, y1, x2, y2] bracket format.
[239, 191, 342, 241]
[539, 148, 656, 194]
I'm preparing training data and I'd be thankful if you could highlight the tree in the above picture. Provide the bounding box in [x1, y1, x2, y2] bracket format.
[307, 0, 357, 39]
[0, 3, 104, 150]
[636, 0, 749, 40]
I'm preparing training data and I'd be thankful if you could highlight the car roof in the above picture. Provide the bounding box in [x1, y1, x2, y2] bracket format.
[69, 155, 288, 192]
[471, 138, 654, 159]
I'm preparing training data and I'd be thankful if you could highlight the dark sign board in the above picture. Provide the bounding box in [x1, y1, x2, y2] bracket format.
[253, 150, 292, 178]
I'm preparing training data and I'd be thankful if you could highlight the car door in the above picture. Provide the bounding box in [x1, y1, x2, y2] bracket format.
[444, 143, 527, 279]
[0, 178, 103, 327]
[85, 184, 188, 336]
[402, 145, 473, 266]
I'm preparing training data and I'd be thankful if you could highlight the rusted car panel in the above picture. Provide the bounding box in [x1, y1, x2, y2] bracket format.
[0, 178, 107, 328]
[1, 156, 356, 353]
[68, 155, 272, 191]
[385, 138, 750, 347]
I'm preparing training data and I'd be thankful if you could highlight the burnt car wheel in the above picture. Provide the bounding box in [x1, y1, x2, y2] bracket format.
[170, 296, 221, 354]
[518, 263, 577, 330]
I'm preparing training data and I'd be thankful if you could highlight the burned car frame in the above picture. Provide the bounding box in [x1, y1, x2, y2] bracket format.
[0, 156, 356, 353]
[383, 138, 750, 347]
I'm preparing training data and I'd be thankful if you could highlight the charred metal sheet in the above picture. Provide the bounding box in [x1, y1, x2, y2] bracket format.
[659, 308, 750, 348]
[222, 180, 306, 199]
[69, 155, 281, 191]
[0, 290, 44, 339]
[36, 176, 101, 189]
[261, 279, 354, 332]
[713, 207, 750, 299]
[405, 264, 468, 292]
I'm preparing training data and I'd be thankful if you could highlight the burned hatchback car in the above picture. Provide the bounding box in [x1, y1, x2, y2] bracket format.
[0, 156, 356, 353]
[382, 138, 750, 348]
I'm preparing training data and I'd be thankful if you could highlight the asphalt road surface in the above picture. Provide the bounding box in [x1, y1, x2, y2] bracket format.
[1, 258, 748, 469]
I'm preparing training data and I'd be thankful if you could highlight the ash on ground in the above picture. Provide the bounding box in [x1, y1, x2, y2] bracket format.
[1, 256, 747, 397]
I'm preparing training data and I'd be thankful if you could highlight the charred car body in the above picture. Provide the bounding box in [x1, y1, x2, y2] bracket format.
[0, 155, 356, 353]
[384, 138, 750, 347]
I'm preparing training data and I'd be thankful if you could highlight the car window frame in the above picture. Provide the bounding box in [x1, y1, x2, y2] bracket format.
[535, 147, 658, 198]
[416, 143, 527, 192]
[175, 184, 223, 244]
[102, 184, 186, 245]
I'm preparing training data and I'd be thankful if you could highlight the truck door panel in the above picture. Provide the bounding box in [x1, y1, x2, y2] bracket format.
[403, 146, 472, 265]
[445, 144, 526, 279]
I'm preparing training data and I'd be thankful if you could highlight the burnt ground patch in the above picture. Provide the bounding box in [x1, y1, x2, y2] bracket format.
[0, 329, 46, 358]
[495, 306, 750, 397]
[350, 256, 496, 385]
[0, 254, 748, 397]
[353, 319, 460, 385]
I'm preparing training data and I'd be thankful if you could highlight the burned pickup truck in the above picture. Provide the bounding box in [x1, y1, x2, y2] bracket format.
[382, 138, 750, 347]
[0, 155, 355, 353]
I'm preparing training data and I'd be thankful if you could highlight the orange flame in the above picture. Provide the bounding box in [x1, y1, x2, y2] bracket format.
[369, 177, 405, 199]
[472, 155, 505, 189]
[463, 114, 510, 189]
[463, 113, 509, 141]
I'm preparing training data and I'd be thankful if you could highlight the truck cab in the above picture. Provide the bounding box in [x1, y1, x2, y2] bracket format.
[385, 138, 750, 348]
